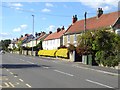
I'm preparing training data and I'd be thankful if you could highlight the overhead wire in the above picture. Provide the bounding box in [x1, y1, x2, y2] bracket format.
[1, 5, 95, 18]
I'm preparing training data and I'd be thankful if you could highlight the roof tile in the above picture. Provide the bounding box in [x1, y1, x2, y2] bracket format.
[65, 11, 120, 34]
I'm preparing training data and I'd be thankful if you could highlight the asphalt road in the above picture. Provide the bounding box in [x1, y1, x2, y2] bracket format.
[0, 53, 119, 89]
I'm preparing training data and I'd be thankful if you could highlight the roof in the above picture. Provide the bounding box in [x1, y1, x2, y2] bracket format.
[44, 30, 66, 41]
[37, 34, 48, 41]
[65, 11, 120, 34]
[15, 34, 33, 44]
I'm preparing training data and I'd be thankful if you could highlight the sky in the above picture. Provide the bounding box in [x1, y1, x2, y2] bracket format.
[0, 0, 119, 40]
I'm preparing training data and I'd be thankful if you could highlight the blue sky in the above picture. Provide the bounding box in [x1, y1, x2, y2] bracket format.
[1, 0, 119, 40]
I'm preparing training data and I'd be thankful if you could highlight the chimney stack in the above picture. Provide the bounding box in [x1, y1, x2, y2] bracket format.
[72, 15, 78, 24]
[35, 32, 38, 37]
[49, 31, 52, 34]
[57, 28, 61, 33]
[21, 35, 23, 38]
[97, 8, 103, 18]
[38, 33, 41, 36]
[25, 34, 28, 36]
[61, 26, 65, 30]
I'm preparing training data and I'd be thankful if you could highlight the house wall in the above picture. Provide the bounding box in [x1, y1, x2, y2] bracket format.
[26, 42, 31, 47]
[37, 40, 40, 45]
[43, 39, 61, 50]
[63, 33, 80, 47]
[32, 40, 37, 47]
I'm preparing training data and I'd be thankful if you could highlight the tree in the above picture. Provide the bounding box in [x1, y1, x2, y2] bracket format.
[77, 29, 120, 67]
[77, 31, 95, 55]
[93, 30, 120, 67]
[0, 39, 11, 51]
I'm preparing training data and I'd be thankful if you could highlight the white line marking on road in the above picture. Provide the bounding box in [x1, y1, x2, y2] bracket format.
[4, 82, 9, 87]
[52, 61, 58, 63]
[10, 72, 13, 75]
[14, 75, 18, 77]
[54, 70, 74, 77]
[72, 65, 119, 76]
[16, 82, 19, 85]
[19, 79, 24, 82]
[8, 82, 15, 87]
[43, 67, 49, 69]
[0, 85, 2, 87]
[86, 79, 114, 88]
[27, 61, 34, 64]
[20, 59, 25, 61]
[6, 69, 9, 71]
[26, 84, 32, 88]
[72, 65, 88, 69]
[96, 70, 118, 76]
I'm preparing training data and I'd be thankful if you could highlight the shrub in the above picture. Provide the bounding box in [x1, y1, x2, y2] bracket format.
[57, 45, 67, 49]
[67, 44, 76, 53]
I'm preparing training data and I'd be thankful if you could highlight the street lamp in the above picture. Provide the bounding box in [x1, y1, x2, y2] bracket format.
[32, 15, 34, 56]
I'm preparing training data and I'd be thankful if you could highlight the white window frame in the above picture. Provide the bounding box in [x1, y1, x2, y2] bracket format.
[67, 35, 70, 43]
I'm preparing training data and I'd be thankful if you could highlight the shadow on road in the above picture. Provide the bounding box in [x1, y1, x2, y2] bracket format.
[0, 64, 51, 69]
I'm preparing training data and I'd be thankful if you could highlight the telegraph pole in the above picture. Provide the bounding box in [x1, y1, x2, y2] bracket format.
[84, 12, 87, 33]
[84, 12, 87, 46]
[32, 15, 34, 56]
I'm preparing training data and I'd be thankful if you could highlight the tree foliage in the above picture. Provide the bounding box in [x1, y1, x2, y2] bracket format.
[0, 39, 11, 51]
[77, 30, 120, 67]
[77, 31, 95, 55]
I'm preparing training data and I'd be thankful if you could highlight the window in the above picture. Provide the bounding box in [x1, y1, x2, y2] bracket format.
[74, 34, 77, 42]
[67, 35, 70, 42]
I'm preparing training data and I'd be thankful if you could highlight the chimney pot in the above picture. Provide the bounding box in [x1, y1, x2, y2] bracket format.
[61, 26, 65, 30]
[57, 28, 61, 33]
[49, 31, 52, 34]
[97, 8, 103, 18]
[72, 15, 78, 24]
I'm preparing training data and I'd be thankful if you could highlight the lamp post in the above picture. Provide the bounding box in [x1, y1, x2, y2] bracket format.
[32, 15, 34, 56]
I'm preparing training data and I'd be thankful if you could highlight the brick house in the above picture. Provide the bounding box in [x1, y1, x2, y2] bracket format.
[63, 8, 120, 47]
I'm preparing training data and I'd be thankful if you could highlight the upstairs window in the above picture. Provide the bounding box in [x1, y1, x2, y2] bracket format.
[67, 35, 70, 42]
[74, 34, 77, 42]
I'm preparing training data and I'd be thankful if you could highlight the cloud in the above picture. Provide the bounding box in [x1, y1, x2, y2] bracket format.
[63, 4, 68, 8]
[45, 3, 54, 7]
[0, 33, 9, 36]
[11, 3, 23, 7]
[0, 33, 11, 40]
[13, 27, 21, 32]
[41, 8, 51, 12]
[42, 17, 47, 20]
[20, 24, 28, 29]
[15, 7, 21, 10]
[46, 25, 56, 32]
[7, 2, 23, 7]
[13, 24, 28, 32]
[103, 6, 111, 11]
[78, 0, 119, 11]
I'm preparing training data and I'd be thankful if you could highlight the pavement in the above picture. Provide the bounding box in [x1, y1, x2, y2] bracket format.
[0, 53, 119, 89]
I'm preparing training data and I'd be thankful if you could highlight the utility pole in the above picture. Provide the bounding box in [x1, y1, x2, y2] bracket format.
[84, 12, 87, 33]
[32, 15, 34, 56]
[84, 12, 87, 46]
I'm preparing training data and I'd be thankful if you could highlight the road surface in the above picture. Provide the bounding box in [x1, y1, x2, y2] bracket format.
[0, 53, 119, 89]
